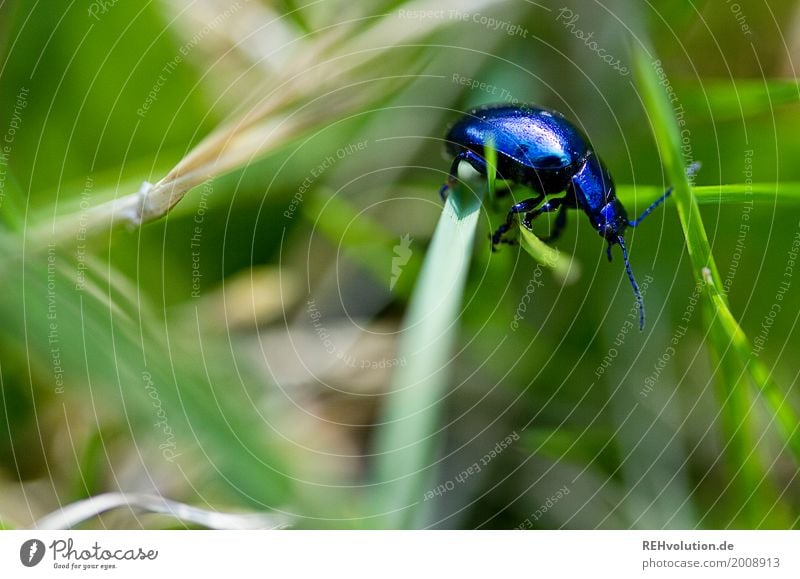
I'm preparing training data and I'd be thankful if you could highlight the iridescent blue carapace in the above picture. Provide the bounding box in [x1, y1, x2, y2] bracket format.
[440, 103, 698, 330]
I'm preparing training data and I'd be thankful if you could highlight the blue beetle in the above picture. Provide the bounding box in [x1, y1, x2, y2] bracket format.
[440, 103, 695, 330]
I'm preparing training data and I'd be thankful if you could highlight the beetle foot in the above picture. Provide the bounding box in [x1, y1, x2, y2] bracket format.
[490, 232, 502, 251]
[439, 177, 457, 201]
[490, 230, 520, 252]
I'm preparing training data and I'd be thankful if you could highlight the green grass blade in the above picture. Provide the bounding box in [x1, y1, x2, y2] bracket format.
[680, 79, 800, 122]
[632, 48, 723, 291]
[485, 136, 497, 198]
[632, 44, 796, 526]
[369, 183, 483, 529]
[617, 183, 800, 207]
[706, 277, 800, 477]
[519, 227, 581, 285]
[303, 190, 422, 299]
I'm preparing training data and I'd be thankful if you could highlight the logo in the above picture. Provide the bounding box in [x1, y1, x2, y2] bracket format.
[19, 539, 46, 567]
[390, 234, 413, 290]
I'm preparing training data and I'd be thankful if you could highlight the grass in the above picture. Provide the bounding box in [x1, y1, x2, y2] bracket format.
[2, 0, 799, 531]
[369, 180, 484, 529]
[632, 43, 798, 526]
[617, 183, 800, 206]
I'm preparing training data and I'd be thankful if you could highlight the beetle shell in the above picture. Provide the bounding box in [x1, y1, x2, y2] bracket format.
[440, 102, 685, 330]
[445, 104, 591, 193]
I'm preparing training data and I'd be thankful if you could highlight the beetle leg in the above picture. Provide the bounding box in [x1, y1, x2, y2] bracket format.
[521, 197, 565, 230]
[542, 204, 568, 242]
[439, 150, 488, 201]
[490, 194, 544, 250]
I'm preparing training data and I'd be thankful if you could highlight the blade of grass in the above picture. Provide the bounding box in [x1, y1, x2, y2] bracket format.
[679, 79, 800, 122]
[369, 181, 483, 529]
[485, 135, 498, 197]
[617, 183, 800, 206]
[705, 273, 800, 489]
[0, 250, 294, 508]
[34, 492, 288, 530]
[633, 44, 796, 526]
[519, 227, 581, 285]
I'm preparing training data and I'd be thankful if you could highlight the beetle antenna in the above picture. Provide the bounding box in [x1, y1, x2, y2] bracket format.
[617, 235, 645, 330]
[606, 243, 613, 262]
[629, 162, 701, 227]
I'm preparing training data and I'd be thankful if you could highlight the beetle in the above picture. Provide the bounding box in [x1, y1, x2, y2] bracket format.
[439, 103, 697, 330]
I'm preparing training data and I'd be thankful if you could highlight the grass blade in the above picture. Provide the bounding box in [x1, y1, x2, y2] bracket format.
[680, 79, 800, 122]
[617, 183, 800, 206]
[369, 183, 483, 529]
[632, 44, 798, 526]
[519, 227, 581, 285]
[35, 492, 288, 530]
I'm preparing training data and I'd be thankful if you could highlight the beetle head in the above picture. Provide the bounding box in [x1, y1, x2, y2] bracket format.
[598, 198, 629, 243]
[570, 153, 627, 241]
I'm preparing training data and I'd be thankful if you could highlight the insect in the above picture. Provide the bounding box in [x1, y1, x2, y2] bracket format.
[440, 103, 697, 330]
